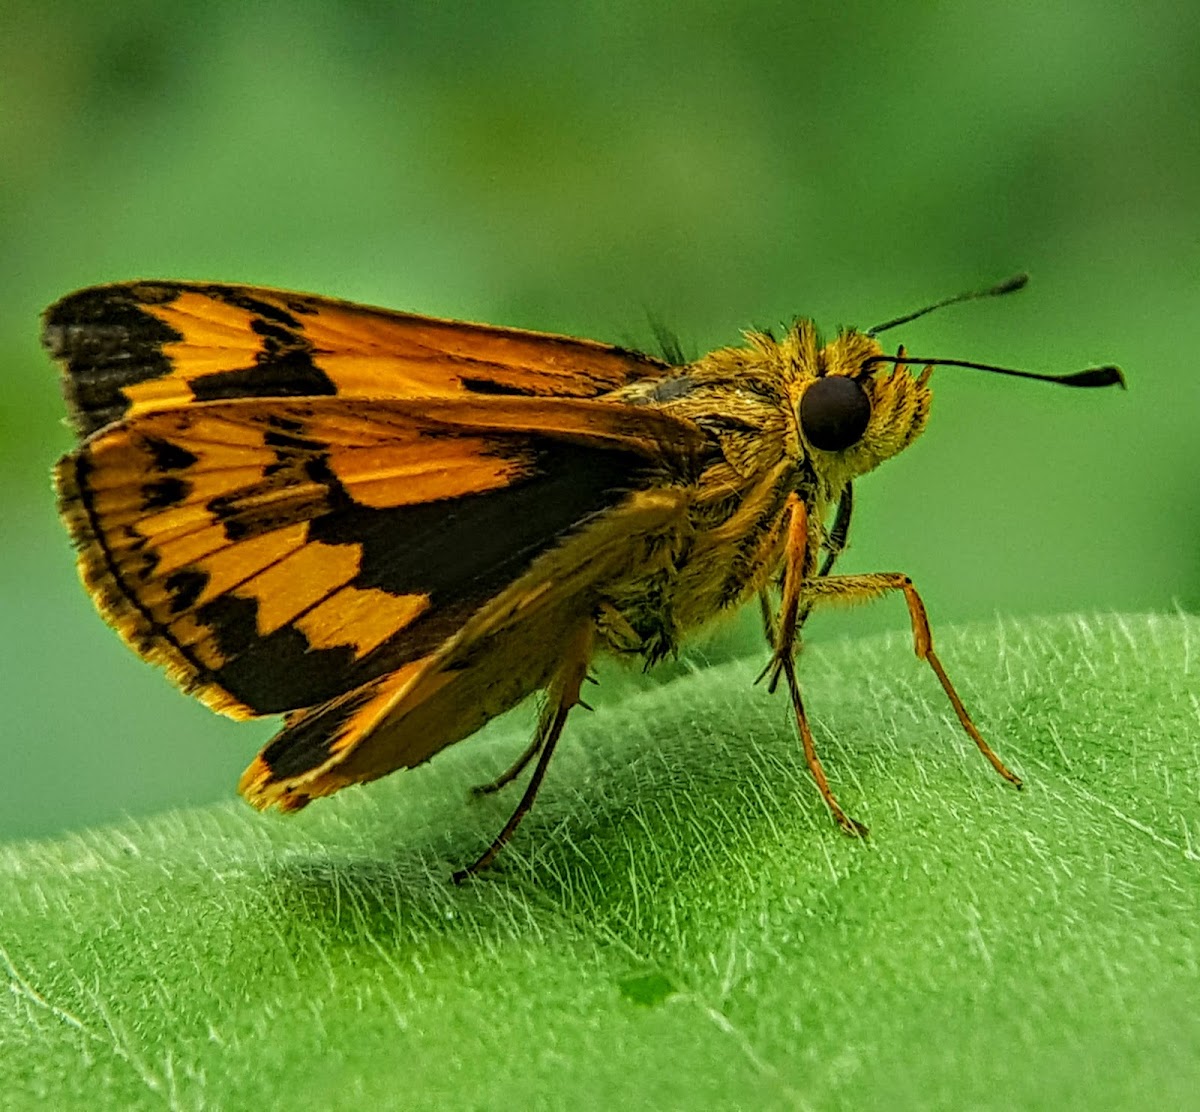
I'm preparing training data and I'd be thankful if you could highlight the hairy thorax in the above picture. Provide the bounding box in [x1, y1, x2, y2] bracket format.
[595, 357, 814, 665]
[584, 321, 930, 667]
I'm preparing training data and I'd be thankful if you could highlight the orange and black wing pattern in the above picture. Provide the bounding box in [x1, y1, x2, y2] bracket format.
[46, 281, 675, 437]
[45, 282, 707, 728]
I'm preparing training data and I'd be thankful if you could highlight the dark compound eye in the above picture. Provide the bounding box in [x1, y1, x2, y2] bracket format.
[799, 376, 871, 451]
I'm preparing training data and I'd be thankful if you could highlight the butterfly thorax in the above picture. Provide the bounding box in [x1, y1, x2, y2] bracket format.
[597, 323, 932, 664]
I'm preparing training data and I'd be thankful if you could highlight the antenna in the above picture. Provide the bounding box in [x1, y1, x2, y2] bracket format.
[864, 354, 1126, 389]
[868, 273, 1029, 336]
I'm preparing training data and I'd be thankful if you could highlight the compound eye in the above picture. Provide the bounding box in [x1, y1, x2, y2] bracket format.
[799, 375, 871, 451]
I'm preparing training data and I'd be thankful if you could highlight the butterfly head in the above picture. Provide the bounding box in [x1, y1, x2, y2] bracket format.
[790, 272, 1125, 489]
[792, 326, 933, 487]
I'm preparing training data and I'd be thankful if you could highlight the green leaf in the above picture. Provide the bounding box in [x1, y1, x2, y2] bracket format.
[2, 613, 1196, 1111]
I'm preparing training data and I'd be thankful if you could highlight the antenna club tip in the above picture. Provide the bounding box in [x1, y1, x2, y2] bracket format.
[994, 273, 1030, 295]
[1063, 364, 1126, 389]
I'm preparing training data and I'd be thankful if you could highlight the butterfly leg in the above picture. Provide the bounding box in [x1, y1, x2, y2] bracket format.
[801, 572, 1022, 788]
[470, 734, 544, 797]
[777, 654, 870, 837]
[757, 589, 778, 649]
[817, 481, 854, 578]
[760, 496, 869, 836]
[471, 602, 634, 797]
[453, 623, 594, 883]
[759, 483, 854, 663]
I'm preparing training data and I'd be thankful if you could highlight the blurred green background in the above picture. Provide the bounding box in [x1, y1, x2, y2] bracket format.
[1, 0, 1196, 840]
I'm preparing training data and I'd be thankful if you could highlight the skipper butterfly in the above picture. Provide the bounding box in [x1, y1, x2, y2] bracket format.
[43, 275, 1123, 879]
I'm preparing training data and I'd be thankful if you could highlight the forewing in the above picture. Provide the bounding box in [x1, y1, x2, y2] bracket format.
[43, 281, 674, 437]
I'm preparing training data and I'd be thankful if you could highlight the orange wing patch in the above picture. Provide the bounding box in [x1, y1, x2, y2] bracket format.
[237, 659, 447, 813]
[294, 584, 429, 657]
